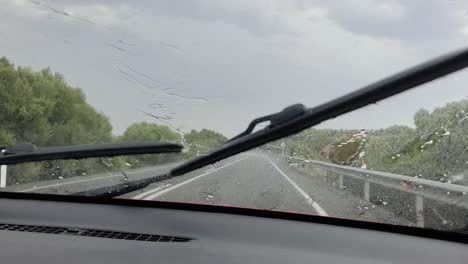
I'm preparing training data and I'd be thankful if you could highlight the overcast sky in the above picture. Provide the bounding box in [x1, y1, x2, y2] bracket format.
[1, 0, 468, 137]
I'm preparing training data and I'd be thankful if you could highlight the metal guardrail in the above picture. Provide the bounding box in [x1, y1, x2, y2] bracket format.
[281, 154, 468, 229]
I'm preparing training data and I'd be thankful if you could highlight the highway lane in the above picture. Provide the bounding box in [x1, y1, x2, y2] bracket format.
[133, 153, 327, 215]
[128, 152, 412, 225]
[5, 150, 411, 224]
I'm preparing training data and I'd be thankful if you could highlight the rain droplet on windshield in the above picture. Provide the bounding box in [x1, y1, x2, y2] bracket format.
[121, 173, 129, 182]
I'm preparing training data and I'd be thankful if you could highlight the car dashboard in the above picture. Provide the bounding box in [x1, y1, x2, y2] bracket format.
[0, 195, 466, 264]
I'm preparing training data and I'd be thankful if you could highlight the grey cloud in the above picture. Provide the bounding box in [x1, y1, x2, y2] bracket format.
[316, 0, 468, 42]
[1, 0, 467, 137]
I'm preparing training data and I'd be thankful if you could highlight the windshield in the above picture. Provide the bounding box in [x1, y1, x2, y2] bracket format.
[1, 0, 468, 234]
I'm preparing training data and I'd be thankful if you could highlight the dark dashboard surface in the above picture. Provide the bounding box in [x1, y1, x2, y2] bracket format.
[0, 197, 466, 264]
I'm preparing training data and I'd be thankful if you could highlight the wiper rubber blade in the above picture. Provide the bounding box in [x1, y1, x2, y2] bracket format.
[0, 142, 183, 165]
[171, 47, 468, 176]
[75, 172, 174, 198]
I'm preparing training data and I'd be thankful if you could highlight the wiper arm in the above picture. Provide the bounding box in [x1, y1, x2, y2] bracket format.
[171, 46, 468, 176]
[0, 142, 183, 165]
[226, 104, 307, 143]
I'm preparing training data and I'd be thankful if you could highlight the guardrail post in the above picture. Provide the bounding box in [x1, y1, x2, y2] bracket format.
[338, 175, 344, 189]
[0, 149, 6, 188]
[415, 195, 424, 228]
[364, 180, 370, 202]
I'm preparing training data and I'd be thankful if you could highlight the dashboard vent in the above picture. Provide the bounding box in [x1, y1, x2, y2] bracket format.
[0, 223, 192, 242]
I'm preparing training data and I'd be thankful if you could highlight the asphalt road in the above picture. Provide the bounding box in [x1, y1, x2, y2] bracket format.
[127, 151, 412, 225]
[4, 150, 412, 225]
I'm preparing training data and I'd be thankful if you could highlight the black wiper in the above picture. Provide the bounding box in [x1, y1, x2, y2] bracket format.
[171, 47, 468, 176]
[76, 173, 175, 198]
[0, 142, 183, 198]
[0, 142, 183, 165]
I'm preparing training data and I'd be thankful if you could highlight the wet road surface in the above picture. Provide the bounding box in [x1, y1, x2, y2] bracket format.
[128, 152, 412, 225]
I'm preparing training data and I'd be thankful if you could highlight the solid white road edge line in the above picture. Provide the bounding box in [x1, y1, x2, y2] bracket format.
[141, 184, 175, 200]
[19, 165, 175, 192]
[19, 174, 121, 192]
[133, 184, 172, 200]
[134, 159, 243, 200]
[269, 159, 329, 216]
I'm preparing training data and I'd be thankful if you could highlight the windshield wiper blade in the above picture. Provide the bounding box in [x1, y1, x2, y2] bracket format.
[76, 172, 175, 198]
[0, 142, 183, 165]
[171, 46, 468, 176]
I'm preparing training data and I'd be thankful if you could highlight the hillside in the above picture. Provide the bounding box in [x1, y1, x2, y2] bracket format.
[272, 99, 468, 182]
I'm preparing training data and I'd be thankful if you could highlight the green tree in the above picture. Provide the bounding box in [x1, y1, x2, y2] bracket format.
[120, 122, 181, 142]
[0, 57, 114, 184]
[414, 109, 431, 137]
[119, 122, 183, 166]
[365, 126, 418, 174]
[184, 129, 227, 155]
[0, 57, 112, 146]
[365, 100, 468, 181]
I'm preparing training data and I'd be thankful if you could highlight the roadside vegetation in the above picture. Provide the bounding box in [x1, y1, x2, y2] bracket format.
[271, 101, 468, 183]
[0, 57, 226, 185]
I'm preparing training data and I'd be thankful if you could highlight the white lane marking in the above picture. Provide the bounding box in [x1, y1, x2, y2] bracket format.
[268, 159, 328, 216]
[142, 184, 175, 200]
[133, 184, 172, 200]
[19, 174, 120, 192]
[19, 165, 175, 192]
[135, 159, 243, 200]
